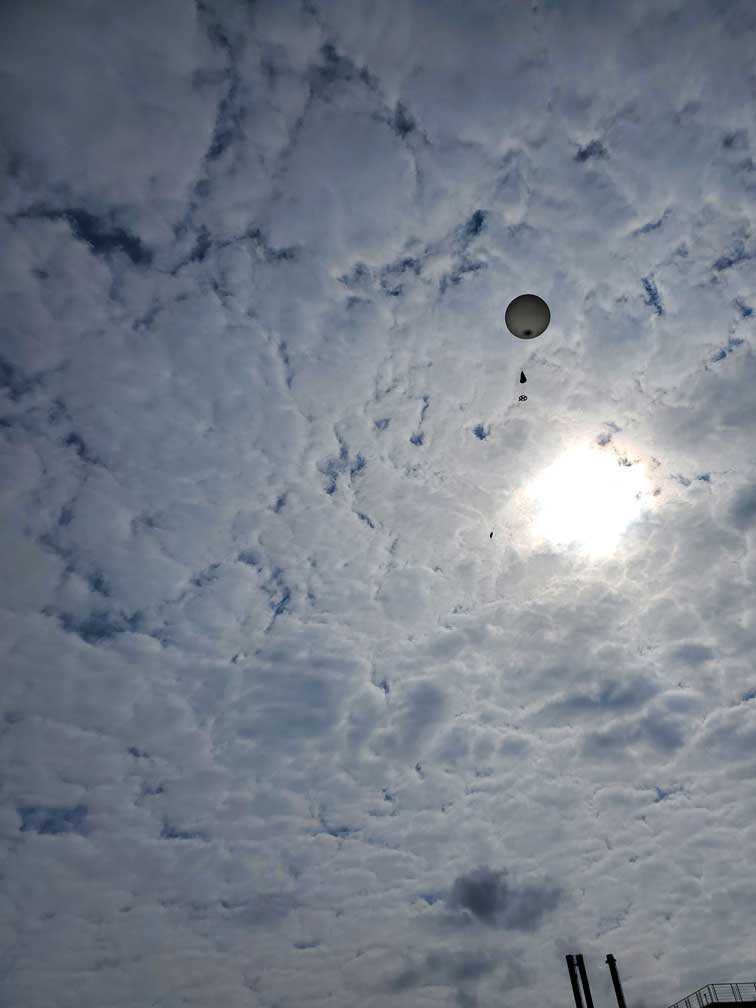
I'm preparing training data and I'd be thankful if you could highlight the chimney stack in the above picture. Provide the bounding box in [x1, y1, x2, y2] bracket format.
[576, 954, 596, 1008]
[606, 954, 628, 1008]
[566, 955, 585, 1008]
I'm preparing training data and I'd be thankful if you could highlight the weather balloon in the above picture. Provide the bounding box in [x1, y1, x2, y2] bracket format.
[505, 294, 550, 339]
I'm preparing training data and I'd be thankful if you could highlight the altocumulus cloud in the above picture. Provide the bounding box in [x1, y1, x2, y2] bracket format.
[2, 0, 756, 1007]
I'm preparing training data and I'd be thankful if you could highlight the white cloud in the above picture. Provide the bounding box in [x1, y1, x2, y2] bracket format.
[2, 0, 756, 1006]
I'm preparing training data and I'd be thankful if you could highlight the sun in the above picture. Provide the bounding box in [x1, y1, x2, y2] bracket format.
[522, 444, 655, 558]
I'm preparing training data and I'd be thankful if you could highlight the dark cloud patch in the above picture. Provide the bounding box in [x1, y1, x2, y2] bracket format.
[276, 339, 293, 389]
[440, 258, 486, 294]
[439, 212, 488, 291]
[66, 209, 149, 261]
[449, 869, 502, 924]
[446, 865, 562, 931]
[311, 42, 378, 94]
[57, 608, 141, 644]
[653, 784, 684, 802]
[314, 42, 359, 88]
[713, 240, 750, 272]
[729, 481, 756, 530]
[161, 822, 208, 841]
[18, 804, 88, 836]
[462, 209, 486, 240]
[410, 432, 424, 445]
[596, 424, 621, 448]
[30, 208, 153, 265]
[710, 335, 744, 362]
[319, 443, 349, 494]
[0, 357, 35, 401]
[392, 101, 416, 138]
[722, 129, 748, 150]
[535, 673, 659, 722]
[189, 226, 212, 263]
[237, 552, 293, 629]
[191, 562, 222, 587]
[473, 424, 488, 440]
[57, 505, 74, 528]
[246, 227, 297, 262]
[641, 275, 664, 315]
[380, 256, 421, 297]
[374, 417, 390, 430]
[196, 0, 233, 53]
[339, 261, 373, 290]
[64, 431, 100, 465]
[273, 493, 287, 513]
[206, 67, 241, 163]
[356, 511, 374, 528]
[88, 571, 111, 597]
[207, 122, 236, 164]
[634, 211, 669, 235]
[638, 218, 663, 235]
[47, 399, 68, 424]
[575, 139, 608, 162]
[268, 574, 291, 623]
[313, 807, 360, 840]
[317, 439, 366, 494]
[735, 299, 753, 318]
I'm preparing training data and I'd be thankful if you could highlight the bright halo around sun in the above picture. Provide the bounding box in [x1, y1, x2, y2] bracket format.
[523, 445, 655, 558]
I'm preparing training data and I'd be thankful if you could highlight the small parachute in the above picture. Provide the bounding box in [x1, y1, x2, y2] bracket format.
[505, 294, 550, 340]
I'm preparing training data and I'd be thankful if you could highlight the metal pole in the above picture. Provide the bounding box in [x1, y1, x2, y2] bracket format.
[606, 954, 628, 1008]
[567, 956, 586, 1008]
[577, 955, 596, 1008]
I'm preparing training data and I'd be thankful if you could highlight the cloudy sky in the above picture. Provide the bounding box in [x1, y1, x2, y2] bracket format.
[2, 0, 756, 1005]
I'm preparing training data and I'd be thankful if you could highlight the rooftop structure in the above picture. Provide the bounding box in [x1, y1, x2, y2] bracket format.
[565, 954, 756, 1008]
[666, 983, 756, 1008]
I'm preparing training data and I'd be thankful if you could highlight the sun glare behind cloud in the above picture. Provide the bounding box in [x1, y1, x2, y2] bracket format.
[524, 445, 655, 557]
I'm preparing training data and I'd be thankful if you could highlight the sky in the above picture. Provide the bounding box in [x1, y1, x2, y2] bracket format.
[2, 0, 756, 1005]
